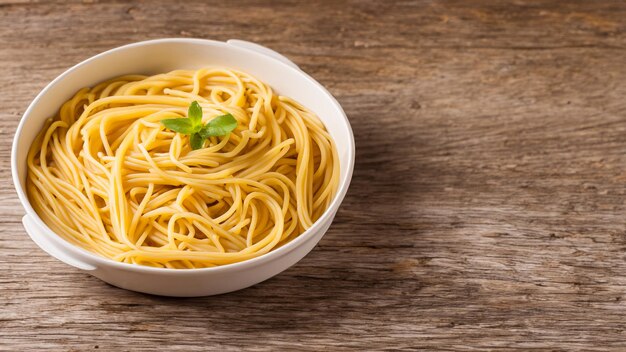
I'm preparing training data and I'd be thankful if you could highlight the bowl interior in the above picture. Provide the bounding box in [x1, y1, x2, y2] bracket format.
[14, 39, 353, 204]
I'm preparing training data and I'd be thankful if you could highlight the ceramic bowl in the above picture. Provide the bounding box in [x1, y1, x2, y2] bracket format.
[12, 38, 354, 297]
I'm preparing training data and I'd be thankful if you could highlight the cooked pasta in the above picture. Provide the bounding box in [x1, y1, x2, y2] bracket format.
[26, 68, 339, 269]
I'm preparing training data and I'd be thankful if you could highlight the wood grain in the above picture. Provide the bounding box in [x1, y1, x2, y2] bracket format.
[1, 0, 626, 350]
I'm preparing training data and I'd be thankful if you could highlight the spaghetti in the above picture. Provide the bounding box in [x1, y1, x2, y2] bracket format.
[26, 68, 339, 269]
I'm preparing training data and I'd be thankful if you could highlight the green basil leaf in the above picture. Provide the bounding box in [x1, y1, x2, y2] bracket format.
[202, 113, 238, 137]
[161, 118, 194, 135]
[188, 101, 203, 131]
[199, 124, 211, 139]
[189, 132, 205, 150]
[164, 104, 237, 150]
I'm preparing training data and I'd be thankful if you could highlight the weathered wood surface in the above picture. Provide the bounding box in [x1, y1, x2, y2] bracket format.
[1, 0, 626, 350]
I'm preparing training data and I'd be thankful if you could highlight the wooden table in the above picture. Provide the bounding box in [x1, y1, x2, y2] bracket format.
[1, 1, 625, 350]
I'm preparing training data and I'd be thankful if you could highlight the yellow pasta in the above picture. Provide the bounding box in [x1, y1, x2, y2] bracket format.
[26, 68, 339, 269]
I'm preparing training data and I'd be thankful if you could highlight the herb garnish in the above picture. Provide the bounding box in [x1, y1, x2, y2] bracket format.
[161, 101, 237, 150]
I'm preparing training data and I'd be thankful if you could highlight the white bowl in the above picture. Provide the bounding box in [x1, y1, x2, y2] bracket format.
[11, 38, 355, 297]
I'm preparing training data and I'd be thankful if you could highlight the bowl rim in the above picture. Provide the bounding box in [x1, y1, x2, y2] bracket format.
[11, 38, 355, 275]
